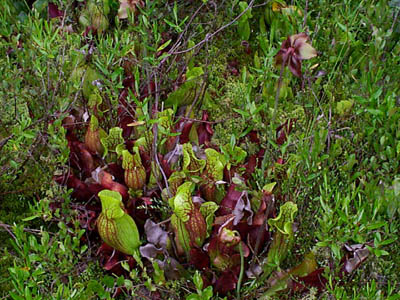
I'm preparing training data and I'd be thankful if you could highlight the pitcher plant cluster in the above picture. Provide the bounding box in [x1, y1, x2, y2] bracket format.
[53, 0, 328, 297]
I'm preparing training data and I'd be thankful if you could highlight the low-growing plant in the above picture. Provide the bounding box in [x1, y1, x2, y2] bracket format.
[1, 0, 400, 299]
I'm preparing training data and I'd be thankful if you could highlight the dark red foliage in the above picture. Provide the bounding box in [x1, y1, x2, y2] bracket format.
[54, 174, 103, 202]
[276, 119, 296, 145]
[248, 130, 260, 143]
[244, 154, 257, 178]
[189, 248, 210, 270]
[62, 115, 78, 138]
[76, 143, 95, 175]
[214, 268, 240, 295]
[48, 3, 63, 18]
[292, 268, 327, 292]
[68, 141, 95, 178]
[219, 185, 243, 215]
[112, 287, 123, 299]
[98, 243, 136, 275]
[107, 163, 125, 184]
[227, 60, 240, 77]
[241, 40, 251, 54]
[179, 120, 194, 144]
[103, 254, 121, 271]
[140, 81, 155, 100]
[197, 111, 214, 145]
[276, 157, 285, 165]
[83, 26, 97, 37]
[243, 148, 265, 180]
[160, 154, 173, 178]
[275, 33, 317, 78]
[236, 221, 270, 251]
[139, 146, 152, 176]
[126, 197, 153, 228]
[77, 209, 97, 231]
[122, 75, 135, 89]
[119, 116, 135, 139]
[96, 170, 129, 200]
[118, 89, 135, 116]
[118, 88, 137, 139]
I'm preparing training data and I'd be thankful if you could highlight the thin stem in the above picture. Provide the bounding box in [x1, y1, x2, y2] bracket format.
[152, 74, 171, 198]
[171, 0, 255, 54]
[252, 196, 274, 258]
[236, 242, 245, 300]
[272, 57, 287, 125]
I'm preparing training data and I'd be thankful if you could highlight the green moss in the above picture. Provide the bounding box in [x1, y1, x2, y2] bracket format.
[0, 194, 33, 295]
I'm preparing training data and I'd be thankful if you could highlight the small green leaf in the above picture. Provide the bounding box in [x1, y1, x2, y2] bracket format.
[157, 39, 172, 52]
[22, 215, 39, 222]
[186, 67, 204, 80]
[193, 270, 203, 291]
[262, 182, 276, 194]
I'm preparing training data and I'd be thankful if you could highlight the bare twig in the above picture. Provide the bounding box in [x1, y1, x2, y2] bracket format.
[171, 0, 255, 55]
[253, 1, 271, 8]
[0, 222, 55, 237]
[177, 116, 222, 124]
[0, 223, 16, 240]
[272, 56, 287, 124]
[158, 2, 206, 68]
[155, 217, 171, 226]
[49, 2, 72, 111]
[390, 7, 399, 33]
[303, 0, 309, 30]
[152, 74, 172, 198]
[307, 76, 328, 122]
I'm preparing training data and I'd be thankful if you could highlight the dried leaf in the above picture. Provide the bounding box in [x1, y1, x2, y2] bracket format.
[139, 244, 163, 260]
[144, 220, 169, 249]
[232, 191, 253, 226]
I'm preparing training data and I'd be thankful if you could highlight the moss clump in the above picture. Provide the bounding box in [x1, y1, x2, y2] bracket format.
[0, 193, 33, 295]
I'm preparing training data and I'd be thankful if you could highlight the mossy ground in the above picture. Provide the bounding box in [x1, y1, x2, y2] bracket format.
[1, 0, 399, 298]
[0, 194, 31, 294]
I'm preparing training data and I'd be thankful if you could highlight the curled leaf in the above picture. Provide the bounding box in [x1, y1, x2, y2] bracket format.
[262, 201, 298, 278]
[122, 148, 146, 190]
[204, 148, 225, 181]
[139, 243, 163, 260]
[182, 143, 206, 175]
[171, 213, 191, 255]
[170, 182, 195, 222]
[262, 252, 318, 298]
[168, 171, 186, 196]
[101, 127, 125, 158]
[170, 182, 207, 254]
[200, 201, 219, 237]
[85, 115, 106, 155]
[342, 243, 370, 274]
[144, 219, 169, 249]
[268, 201, 298, 235]
[97, 190, 141, 256]
[207, 216, 249, 271]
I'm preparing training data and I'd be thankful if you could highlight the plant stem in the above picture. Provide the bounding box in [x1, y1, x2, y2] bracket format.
[236, 242, 245, 300]
[272, 58, 287, 125]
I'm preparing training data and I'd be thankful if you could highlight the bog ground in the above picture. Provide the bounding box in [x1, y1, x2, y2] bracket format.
[0, 1, 399, 299]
